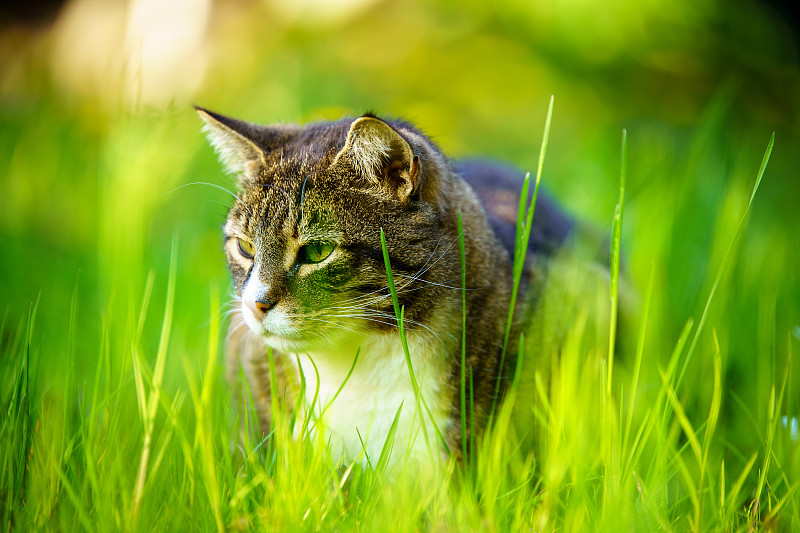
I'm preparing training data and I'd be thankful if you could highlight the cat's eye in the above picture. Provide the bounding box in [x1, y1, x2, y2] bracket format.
[300, 242, 335, 264]
[237, 238, 255, 259]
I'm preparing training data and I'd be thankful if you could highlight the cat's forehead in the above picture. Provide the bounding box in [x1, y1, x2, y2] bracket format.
[224, 118, 374, 237]
[266, 119, 352, 168]
[227, 167, 347, 238]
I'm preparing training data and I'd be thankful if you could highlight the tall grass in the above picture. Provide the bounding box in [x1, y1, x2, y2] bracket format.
[1, 102, 798, 532]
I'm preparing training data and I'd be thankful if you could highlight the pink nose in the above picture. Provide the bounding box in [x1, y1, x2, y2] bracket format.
[249, 297, 277, 320]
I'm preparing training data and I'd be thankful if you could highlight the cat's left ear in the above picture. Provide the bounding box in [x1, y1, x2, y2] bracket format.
[334, 116, 421, 202]
[195, 107, 270, 184]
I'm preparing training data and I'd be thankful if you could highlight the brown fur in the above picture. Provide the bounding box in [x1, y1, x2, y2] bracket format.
[198, 108, 574, 460]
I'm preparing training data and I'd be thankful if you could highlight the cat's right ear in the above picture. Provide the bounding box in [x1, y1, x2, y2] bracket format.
[195, 107, 269, 184]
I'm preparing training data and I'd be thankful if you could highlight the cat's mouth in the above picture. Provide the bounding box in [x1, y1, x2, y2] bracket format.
[241, 301, 303, 341]
[241, 311, 302, 346]
[261, 330, 316, 352]
[261, 328, 302, 342]
[241, 302, 362, 352]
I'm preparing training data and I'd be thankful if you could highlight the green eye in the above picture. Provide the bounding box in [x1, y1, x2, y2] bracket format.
[301, 242, 335, 264]
[237, 238, 255, 258]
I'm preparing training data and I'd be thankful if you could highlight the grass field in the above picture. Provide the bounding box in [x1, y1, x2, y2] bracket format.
[2, 1, 799, 530]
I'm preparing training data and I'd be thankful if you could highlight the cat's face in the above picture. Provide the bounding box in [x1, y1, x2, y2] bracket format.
[224, 178, 347, 352]
[200, 110, 451, 353]
[222, 164, 396, 353]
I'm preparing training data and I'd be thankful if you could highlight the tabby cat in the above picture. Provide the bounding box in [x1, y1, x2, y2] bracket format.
[197, 108, 573, 467]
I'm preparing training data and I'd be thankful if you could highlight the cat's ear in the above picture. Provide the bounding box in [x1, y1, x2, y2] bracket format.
[195, 107, 269, 183]
[334, 116, 420, 202]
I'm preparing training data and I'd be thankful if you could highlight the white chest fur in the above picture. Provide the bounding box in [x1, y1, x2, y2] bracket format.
[292, 332, 452, 467]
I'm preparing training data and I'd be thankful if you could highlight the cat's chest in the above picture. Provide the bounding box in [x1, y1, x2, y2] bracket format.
[293, 333, 452, 466]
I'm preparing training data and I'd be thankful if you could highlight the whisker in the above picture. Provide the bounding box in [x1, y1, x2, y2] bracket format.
[259, 183, 293, 204]
[299, 173, 312, 227]
[332, 234, 464, 307]
[412, 234, 445, 275]
[323, 307, 454, 348]
[165, 181, 253, 217]
[393, 275, 476, 292]
[396, 232, 463, 292]
[333, 285, 393, 306]
[304, 316, 363, 338]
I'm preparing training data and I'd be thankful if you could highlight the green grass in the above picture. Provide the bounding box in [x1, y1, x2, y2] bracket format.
[1, 93, 798, 531]
[2, 0, 799, 528]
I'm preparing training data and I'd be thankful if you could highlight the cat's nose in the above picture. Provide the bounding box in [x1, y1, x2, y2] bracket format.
[253, 297, 277, 320]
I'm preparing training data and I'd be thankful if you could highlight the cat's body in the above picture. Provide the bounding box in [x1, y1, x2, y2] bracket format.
[199, 109, 574, 466]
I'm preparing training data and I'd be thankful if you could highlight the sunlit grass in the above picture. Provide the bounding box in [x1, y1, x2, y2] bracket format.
[1, 99, 798, 532]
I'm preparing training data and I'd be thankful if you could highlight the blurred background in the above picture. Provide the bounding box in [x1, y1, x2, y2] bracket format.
[0, 0, 798, 477]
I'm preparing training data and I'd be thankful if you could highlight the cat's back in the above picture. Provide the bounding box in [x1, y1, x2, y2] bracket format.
[454, 159, 574, 265]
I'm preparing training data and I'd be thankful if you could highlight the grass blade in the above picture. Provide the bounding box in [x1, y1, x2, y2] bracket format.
[608, 128, 627, 395]
[675, 133, 774, 391]
[380, 227, 448, 457]
[458, 212, 468, 463]
[132, 235, 178, 520]
[492, 95, 554, 420]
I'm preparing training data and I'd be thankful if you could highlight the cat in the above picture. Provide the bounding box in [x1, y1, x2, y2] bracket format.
[197, 108, 575, 467]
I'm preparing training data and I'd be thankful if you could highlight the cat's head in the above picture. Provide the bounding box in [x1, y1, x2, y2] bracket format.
[198, 108, 456, 353]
